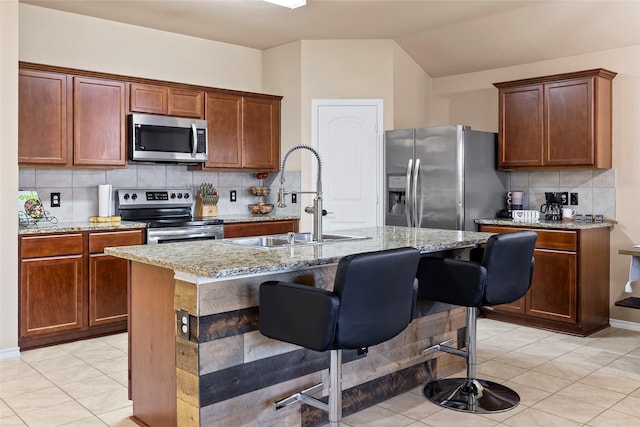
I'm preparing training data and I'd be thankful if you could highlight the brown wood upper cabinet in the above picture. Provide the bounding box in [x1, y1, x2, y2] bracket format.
[199, 93, 281, 171]
[74, 77, 127, 167]
[19, 67, 126, 168]
[19, 69, 72, 166]
[494, 69, 616, 170]
[129, 83, 204, 119]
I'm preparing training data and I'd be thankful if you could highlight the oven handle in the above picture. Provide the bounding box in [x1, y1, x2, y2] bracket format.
[146, 226, 224, 244]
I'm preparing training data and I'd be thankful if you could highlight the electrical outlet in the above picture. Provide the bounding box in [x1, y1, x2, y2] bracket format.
[560, 192, 569, 205]
[570, 192, 579, 205]
[51, 192, 61, 207]
[291, 193, 297, 204]
[230, 190, 236, 202]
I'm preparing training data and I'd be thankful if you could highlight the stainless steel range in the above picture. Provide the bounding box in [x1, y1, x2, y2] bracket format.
[116, 188, 223, 244]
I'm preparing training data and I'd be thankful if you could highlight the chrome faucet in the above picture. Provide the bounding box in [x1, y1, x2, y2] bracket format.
[278, 144, 323, 242]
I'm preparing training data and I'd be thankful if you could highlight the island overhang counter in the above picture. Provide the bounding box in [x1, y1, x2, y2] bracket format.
[106, 226, 494, 427]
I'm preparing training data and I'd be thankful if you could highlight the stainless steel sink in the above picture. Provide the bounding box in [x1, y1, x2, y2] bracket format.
[221, 233, 369, 249]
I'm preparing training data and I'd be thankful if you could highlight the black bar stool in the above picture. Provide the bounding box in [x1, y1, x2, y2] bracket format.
[418, 231, 537, 414]
[259, 247, 420, 426]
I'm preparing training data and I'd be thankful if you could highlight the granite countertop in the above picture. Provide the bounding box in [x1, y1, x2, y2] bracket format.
[18, 220, 148, 235]
[475, 218, 615, 230]
[105, 226, 493, 279]
[217, 214, 300, 223]
[17, 214, 300, 235]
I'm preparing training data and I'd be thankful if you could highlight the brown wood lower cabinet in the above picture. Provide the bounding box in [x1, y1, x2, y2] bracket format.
[223, 219, 299, 238]
[19, 228, 143, 349]
[478, 224, 610, 336]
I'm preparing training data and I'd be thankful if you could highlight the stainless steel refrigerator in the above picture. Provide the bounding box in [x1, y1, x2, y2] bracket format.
[385, 125, 507, 231]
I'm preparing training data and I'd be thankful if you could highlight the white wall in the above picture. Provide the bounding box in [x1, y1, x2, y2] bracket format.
[392, 43, 432, 129]
[431, 45, 640, 324]
[19, 3, 263, 92]
[0, 0, 19, 356]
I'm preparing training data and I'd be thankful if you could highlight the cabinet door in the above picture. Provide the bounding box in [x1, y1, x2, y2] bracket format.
[498, 84, 544, 168]
[74, 77, 127, 166]
[130, 83, 168, 115]
[20, 255, 84, 337]
[491, 296, 526, 315]
[89, 254, 129, 326]
[18, 70, 71, 166]
[544, 77, 595, 166]
[526, 248, 577, 324]
[242, 97, 281, 171]
[88, 230, 143, 326]
[205, 92, 242, 168]
[168, 88, 204, 118]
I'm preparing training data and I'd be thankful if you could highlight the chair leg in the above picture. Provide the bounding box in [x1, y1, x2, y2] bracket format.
[273, 350, 343, 425]
[328, 349, 342, 426]
[423, 307, 521, 413]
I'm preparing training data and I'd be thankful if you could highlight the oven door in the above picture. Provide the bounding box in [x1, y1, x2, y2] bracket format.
[146, 225, 224, 244]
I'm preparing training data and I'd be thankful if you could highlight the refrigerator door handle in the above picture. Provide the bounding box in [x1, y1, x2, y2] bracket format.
[405, 159, 413, 227]
[413, 158, 421, 228]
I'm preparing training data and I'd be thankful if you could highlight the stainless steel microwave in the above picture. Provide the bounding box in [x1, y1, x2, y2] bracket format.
[128, 113, 208, 163]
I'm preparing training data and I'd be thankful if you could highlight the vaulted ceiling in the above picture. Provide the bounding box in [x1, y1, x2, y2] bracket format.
[21, 0, 640, 77]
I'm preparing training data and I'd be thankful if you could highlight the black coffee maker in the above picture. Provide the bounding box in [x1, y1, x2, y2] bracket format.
[540, 192, 562, 221]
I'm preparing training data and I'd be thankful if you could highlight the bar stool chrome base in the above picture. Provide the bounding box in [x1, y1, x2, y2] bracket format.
[424, 377, 520, 414]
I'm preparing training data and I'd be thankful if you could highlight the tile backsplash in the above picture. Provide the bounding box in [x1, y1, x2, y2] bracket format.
[19, 166, 617, 223]
[19, 165, 301, 222]
[509, 169, 616, 219]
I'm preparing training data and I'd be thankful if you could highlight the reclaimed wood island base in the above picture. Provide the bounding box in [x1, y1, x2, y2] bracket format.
[108, 226, 494, 426]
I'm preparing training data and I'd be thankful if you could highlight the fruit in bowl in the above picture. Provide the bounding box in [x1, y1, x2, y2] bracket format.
[250, 186, 270, 196]
[249, 202, 274, 215]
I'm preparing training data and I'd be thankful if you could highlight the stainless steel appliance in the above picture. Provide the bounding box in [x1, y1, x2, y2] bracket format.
[117, 188, 223, 244]
[385, 125, 507, 231]
[128, 113, 208, 163]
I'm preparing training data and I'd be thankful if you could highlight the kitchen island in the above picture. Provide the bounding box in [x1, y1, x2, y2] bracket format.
[106, 226, 494, 427]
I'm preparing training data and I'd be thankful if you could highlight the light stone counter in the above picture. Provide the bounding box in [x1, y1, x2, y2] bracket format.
[106, 226, 493, 279]
[18, 220, 147, 235]
[476, 218, 615, 230]
[217, 213, 300, 223]
[110, 225, 493, 427]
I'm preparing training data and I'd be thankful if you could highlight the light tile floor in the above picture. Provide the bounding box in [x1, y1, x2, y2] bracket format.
[1, 318, 639, 426]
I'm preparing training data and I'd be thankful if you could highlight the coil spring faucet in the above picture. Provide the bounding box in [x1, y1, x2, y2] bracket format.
[278, 144, 323, 242]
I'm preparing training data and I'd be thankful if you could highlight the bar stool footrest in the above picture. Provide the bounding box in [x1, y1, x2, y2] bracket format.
[423, 377, 520, 414]
[275, 383, 326, 411]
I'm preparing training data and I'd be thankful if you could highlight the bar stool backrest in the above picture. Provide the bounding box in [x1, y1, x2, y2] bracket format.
[333, 247, 420, 349]
[481, 231, 537, 306]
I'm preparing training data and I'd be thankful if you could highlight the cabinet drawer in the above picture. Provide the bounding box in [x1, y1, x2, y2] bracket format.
[89, 230, 143, 253]
[20, 234, 83, 258]
[479, 225, 576, 251]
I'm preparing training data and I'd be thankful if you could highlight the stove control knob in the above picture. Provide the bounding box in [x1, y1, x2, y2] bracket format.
[170, 193, 176, 199]
[131, 193, 137, 200]
[123, 193, 130, 200]
[177, 193, 183, 199]
[183, 193, 190, 199]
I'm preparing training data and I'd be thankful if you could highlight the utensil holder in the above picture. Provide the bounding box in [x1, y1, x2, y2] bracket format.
[196, 195, 218, 217]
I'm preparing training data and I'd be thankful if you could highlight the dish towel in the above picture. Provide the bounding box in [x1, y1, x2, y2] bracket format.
[624, 256, 640, 293]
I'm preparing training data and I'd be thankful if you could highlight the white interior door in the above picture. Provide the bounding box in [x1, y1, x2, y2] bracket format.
[311, 99, 383, 232]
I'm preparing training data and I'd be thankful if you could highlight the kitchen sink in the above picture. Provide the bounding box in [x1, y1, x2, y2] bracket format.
[221, 233, 369, 249]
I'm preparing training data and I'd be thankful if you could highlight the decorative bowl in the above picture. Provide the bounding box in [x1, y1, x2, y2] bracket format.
[248, 203, 274, 215]
[250, 186, 271, 196]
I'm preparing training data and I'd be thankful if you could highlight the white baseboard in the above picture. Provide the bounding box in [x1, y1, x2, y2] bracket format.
[609, 318, 640, 332]
[0, 347, 20, 360]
